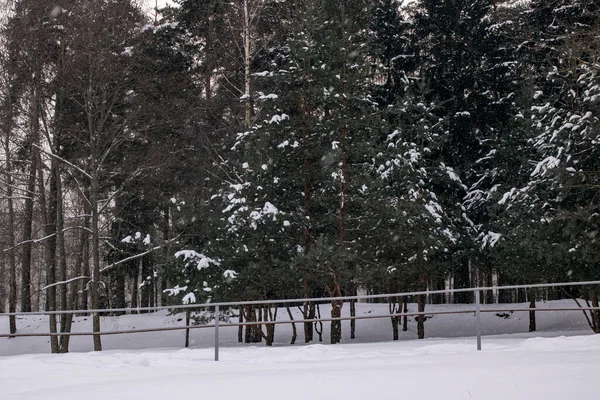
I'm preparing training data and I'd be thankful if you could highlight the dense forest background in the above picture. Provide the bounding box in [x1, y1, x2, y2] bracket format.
[0, 0, 598, 350]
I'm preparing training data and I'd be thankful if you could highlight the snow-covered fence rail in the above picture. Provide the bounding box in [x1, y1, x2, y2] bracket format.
[1, 280, 599, 359]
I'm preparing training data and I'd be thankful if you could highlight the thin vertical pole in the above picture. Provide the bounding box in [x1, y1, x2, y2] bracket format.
[214, 305, 220, 361]
[475, 289, 481, 351]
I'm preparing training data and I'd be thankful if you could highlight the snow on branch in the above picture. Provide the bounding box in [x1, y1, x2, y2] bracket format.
[480, 231, 501, 249]
[100, 236, 181, 274]
[41, 275, 91, 292]
[175, 250, 221, 270]
[531, 156, 560, 177]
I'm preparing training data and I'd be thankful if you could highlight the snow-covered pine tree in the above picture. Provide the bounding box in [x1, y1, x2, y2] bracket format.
[501, 0, 599, 290]
[217, 0, 381, 344]
[411, 0, 528, 294]
[369, 80, 466, 338]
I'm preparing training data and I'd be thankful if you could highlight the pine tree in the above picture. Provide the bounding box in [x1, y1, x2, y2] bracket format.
[501, 0, 600, 286]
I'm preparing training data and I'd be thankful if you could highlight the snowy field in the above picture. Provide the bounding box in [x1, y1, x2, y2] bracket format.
[1, 300, 599, 399]
[2, 335, 599, 400]
[0, 300, 593, 356]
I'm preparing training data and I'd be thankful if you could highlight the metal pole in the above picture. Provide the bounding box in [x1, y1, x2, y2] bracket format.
[475, 289, 481, 351]
[214, 305, 220, 361]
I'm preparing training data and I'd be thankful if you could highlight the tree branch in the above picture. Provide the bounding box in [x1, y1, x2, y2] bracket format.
[100, 235, 181, 274]
[33, 144, 92, 180]
[41, 276, 91, 292]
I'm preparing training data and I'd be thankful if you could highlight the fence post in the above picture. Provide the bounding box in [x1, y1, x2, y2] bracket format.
[214, 305, 220, 361]
[475, 289, 481, 351]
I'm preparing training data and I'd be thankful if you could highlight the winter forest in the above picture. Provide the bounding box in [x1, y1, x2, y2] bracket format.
[0, 0, 598, 352]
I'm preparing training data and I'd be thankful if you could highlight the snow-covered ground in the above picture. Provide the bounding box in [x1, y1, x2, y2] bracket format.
[2, 335, 599, 399]
[0, 300, 592, 356]
[1, 300, 598, 399]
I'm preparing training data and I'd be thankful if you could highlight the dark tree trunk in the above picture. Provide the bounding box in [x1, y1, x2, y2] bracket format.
[327, 282, 343, 344]
[330, 301, 342, 344]
[20, 87, 40, 314]
[315, 303, 323, 342]
[72, 221, 85, 311]
[20, 151, 37, 314]
[91, 171, 103, 351]
[391, 316, 399, 340]
[0, 261, 4, 314]
[185, 309, 190, 347]
[264, 324, 275, 346]
[137, 259, 144, 311]
[528, 290, 536, 332]
[238, 306, 243, 343]
[79, 192, 91, 314]
[131, 272, 139, 311]
[60, 284, 77, 353]
[261, 305, 277, 346]
[255, 305, 263, 342]
[350, 299, 356, 339]
[285, 304, 297, 344]
[38, 151, 59, 353]
[417, 294, 425, 339]
[389, 298, 399, 341]
[112, 267, 126, 315]
[243, 305, 262, 343]
[54, 157, 74, 353]
[403, 298, 408, 332]
[3, 100, 17, 334]
[591, 292, 599, 334]
[302, 301, 315, 343]
[140, 257, 151, 311]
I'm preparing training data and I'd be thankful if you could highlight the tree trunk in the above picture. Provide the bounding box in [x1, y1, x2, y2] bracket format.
[330, 303, 342, 344]
[112, 267, 126, 314]
[72, 220, 85, 311]
[20, 84, 41, 314]
[417, 294, 426, 339]
[243, 0, 252, 131]
[285, 304, 297, 345]
[139, 263, 147, 310]
[243, 305, 262, 343]
[389, 298, 399, 341]
[350, 298, 356, 340]
[261, 305, 277, 347]
[185, 309, 190, 347]
[137, 258, 144, 310]
[38, 150, 59, 353]
[131, 272, 138, 311]
[328, 283, 343, 344]
[3, 99, 17, 335]
[54, 157, 74, 353]
[528, 289, 536, 332]
[314, 303, 323, 342]
[20, 155, 36, 314]
[79, 191, 91, 314]
[90, 171, 102, 351]
[238, 306, 244, 343]
[302, 300, 315, 343]
[403, 297, 408, 332]
[591, 291, 599, 334]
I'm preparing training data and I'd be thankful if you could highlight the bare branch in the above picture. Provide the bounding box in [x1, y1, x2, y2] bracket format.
[41, 276, 91, 292]
[100, 235, 181, 274]
[33, 144, 92, 180]
[1, 225, 92, 253]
